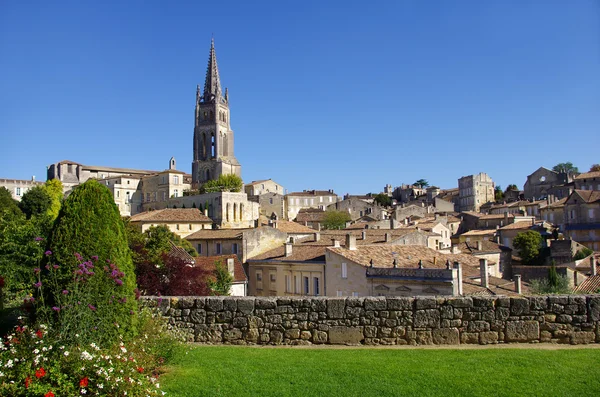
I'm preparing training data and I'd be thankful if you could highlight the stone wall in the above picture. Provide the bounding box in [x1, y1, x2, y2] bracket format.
[142, 295, 600, 346]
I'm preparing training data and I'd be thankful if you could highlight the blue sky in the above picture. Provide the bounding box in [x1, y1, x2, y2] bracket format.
[1, 1, 598, 195]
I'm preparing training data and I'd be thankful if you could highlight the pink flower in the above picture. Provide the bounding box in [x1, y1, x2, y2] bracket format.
[88, 304, 96, 311]
[44, 250, 52, 256]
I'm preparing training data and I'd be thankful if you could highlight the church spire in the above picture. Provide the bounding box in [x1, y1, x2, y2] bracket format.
[203, 38, 222, 103]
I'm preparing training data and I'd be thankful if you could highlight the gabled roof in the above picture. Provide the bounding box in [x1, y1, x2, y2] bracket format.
[260, 220, 316, 234]
[498, 221, 535, 231]
[248, 245, 327, 262]
[130, 208, 212, 223]
[246, 179, 278, 186]
[295, 208, 327, 222]
[185, 228, 248, 240]
[194, 254, 247, 283]
[458, 240, 511, 253]
[287, 190, 336, 197]
[568, 190, 600, 204]
[574, 275, 600, 293]
[574, 171, 600, 180]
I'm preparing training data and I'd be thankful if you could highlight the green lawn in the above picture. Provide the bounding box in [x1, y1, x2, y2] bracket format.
[161, 346, 600, 397]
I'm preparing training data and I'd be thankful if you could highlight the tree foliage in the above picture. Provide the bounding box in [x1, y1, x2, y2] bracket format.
[590, 164, 600, 172]
[135, 254, 212, 296]
[513, 230, 543, 265]
[44, 179, 63, 220]
[414, 179, 429, 188]
[552, 162, 579, 175]
[208, 260, 233, 296]
[322, 210, 351, 230]
[373, 193, 392, 207]
[19, 186, 51, 219]
[200, 174, 243, 193]
[495, 186, 504, 201]
[530, 265, 571, 294]
[44, 179, 138, 340]
[505, 184, 519, 191]
[573, 247, 593, 261]
[0, 187, 21, 217]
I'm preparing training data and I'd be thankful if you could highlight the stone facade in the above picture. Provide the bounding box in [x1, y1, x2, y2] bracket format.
[524, 167, 572, 200]
[0, 177, 44, 201]
[458, 173, 495, 212]
[285, 190, 338, 221]
[244, 179, 284, 196]
[327, 197, 388, 221]
[563, 190, 600, 250]
[142, 295, 600, 345]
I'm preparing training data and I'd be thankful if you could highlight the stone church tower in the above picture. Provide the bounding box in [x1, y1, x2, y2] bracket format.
[192, 39, 242, 188]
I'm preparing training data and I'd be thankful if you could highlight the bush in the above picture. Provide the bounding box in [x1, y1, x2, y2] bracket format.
[513, 230, 543, 265]
[19, 187, 51, 220]
[530, 265, 572, 294]
[200, 174, 243, 193]
[43, 180, 137, 343]
[573, 247, 593, 261]
[322, 210, 351, 230]
[0, 308, 178, 396]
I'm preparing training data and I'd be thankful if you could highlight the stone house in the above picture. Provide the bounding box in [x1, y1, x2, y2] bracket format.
[523, 167, 572, 200]
[540, 197, 567, 230]
[253, 192, 285, 220]
[295, 208, 328, 230]
[186, 226, 287, 263]
[393, 204, 434, 223]
[262, 219, 317, 241]
[246, 244, 326, 297]
[244, 179, 284, 196]
[99, 175, 142, 216]
[0, 177, 44, 201]
[574, 171, 600, 191]
[454, 229, 497, 244]
[436, 188, 460, 209]
[327, 196, 387, 221]
[452, 240, 512, 278]
[285, 190, 338, 221]
[139, 161, 191, 213]
[129, 208, 213, 238]
[497, 220, 552, 250]
[434, 196, 456, 212]
[194, 255, 248, 296]
[325, 242, 524, 298]
[563, 190, 600, 250]
[458, 173, 495, 212]
[392, 184, 427, 204]
[461, 212, 515, 232]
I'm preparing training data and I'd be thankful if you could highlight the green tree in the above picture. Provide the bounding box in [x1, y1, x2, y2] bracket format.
[19, 186, 52, 219]
[322, 210, 351, 230]
[495, 186, 504, 201]
[589, 164, 600, 172]
[373, 193, 392, 207]
[0, 187, 21, 217]
[43, 179, 138, 344]
[44, 179, 63, 220]
[208, 260, 233, 296]
[506, 184, 519, 191]
[573, 247, 593, 260]
[414, 179, 429, 188]
[513, 230, 543, 265]
[552, 162, 579, 175]
[530, 264, 571, 294]
[200, 174, 243, 193]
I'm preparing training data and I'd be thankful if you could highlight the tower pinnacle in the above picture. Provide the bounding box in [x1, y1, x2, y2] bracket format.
[203, 38, 222, 103]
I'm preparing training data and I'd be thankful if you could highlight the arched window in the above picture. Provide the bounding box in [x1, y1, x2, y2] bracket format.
[240, 203, 244, 221]
[211, 133, 216, 158]
[226, 203, 230, 222]
[223, 133, 228, 156]
[202, 133, 207, 160]
[203, 112, 207, 121]
[206, 169, 210, 181]
[233, 203, 237, 222]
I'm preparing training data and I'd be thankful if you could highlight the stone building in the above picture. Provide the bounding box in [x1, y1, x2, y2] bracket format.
[540, 197, 567, 230]
[0, 177, 44, 201]
[244, 179, 284, 196]
[458, 173, 495, 212]
[194, 255, 248, 296]
[574, 171, 600, 191]
[392, 184, 427, 204]
[253, 192, 285, 220]
[563, 190, 600, 250]
[191, 39, 241, 187]
[138, 159, 191, 213]
[285, 190, 338, 221]
[523, 167, 572, 200]
[129, 208, 213, 238]
[326, 196, 387, 221]
[98, 175, 142, 216]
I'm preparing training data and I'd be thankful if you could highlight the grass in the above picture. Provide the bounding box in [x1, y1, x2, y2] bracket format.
[161, 345, 600, 397]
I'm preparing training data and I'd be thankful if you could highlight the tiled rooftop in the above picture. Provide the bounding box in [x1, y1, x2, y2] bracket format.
[130, 208, 212, 223]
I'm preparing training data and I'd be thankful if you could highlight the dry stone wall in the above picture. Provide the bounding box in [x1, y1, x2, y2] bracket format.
[142, 295, 600, 346]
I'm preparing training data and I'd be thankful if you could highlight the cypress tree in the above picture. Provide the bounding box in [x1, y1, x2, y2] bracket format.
[43, 180, 138, 343]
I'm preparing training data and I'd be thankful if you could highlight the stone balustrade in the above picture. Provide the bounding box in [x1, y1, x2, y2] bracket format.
[141, 295, 600, 346]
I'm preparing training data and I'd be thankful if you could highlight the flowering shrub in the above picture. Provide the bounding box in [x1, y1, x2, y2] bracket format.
[35, 253, 136, 347]
[0, 320, 168, 396]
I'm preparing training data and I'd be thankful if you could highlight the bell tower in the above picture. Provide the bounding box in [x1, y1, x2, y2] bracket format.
[192, 39, 241, 188]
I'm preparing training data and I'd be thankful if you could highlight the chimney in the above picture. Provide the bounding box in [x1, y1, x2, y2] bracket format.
[404, 218, 408, 225]
[317, 223, 321, 231]
[31, 176, 35, 181]
[284, 242, 293, 257]
[204, 209, 209, 217]
[346, 234, 357, 250]
[227, 258, 235, 276]
[450, 245, 459, 254]
[504, 212, 509, 225]
[454, 261, 463, 295]
[591, 256, 597, 276]
[273, 220, 278, 229]
[385, 233, 392, 243]
[476, 240, 482, 251]
[514, 274, 522, 294]
[495, 236, 500, 244]
[314, 232, 320, 242]
[479, 259, 489, 288]
[332, 239, 340, 248]
[361, 230, 367, 240]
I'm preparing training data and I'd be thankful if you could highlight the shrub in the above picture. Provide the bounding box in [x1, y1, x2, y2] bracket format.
[513, 230, 543, 265]
[200, 174, 243, 193]
[573, 247, 593, 261]
[530, 265, 571, 294]
[19, 187, 51, 220]
[208, 260, 233, 296]
[43, 180, 137, 343]
[322, 210, 351, 230]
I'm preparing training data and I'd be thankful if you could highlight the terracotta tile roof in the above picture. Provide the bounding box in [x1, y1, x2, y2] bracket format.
[572, 190, 600, 204]
[260, 220, 316, 234]
[248, 244, 327, 262]
[479, 213, 515, 220]
[287, 190, 336, 197]
[295, 208, 327, 222]
[246, 179, 272, 185]
[130, 208, 212, 223]
[166, 241, 195, 264]
[185, 228, 248, 240]
[194, 255, 247, 282]
[498, 220, 535, 231]
[574, 275, 600, 293]
[446, 216, 462, 223]
[574, 171, 600, 180]
[462, 276, 530, 297]
[327, 244, 490, 274]
[307, 229, 433, 246]
[458, 240, 510, 253]
[460, 229, 497, 237]
[544, 197, 568, 208]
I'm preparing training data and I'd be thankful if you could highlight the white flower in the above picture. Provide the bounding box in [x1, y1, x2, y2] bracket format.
[33, 349, 40, 354]
[80, 351, 93, 361]
[98, 384, 103, 389]
[59, 346, 65, 350]
[81, 389, 87, 394]
[5, 360, 13, 368]
[64, 351, 70, 357]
